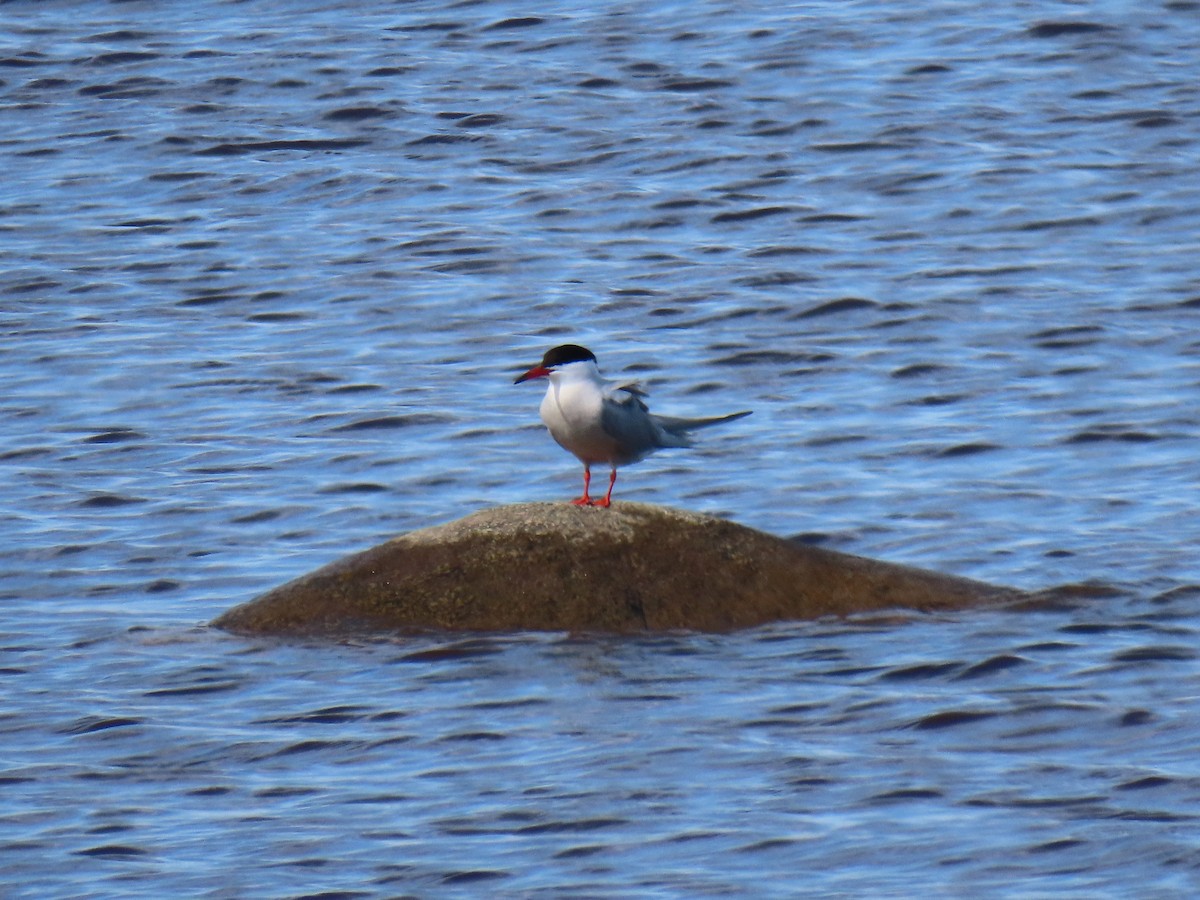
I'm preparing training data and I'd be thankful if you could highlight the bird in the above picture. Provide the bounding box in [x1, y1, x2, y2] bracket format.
[514, 343, 751, 507]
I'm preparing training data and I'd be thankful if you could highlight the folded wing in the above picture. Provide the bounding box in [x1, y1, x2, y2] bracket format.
[599, 385, 670, 463]
[600, 377, 752, 465]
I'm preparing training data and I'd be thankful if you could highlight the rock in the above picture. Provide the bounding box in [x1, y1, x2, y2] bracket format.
[212, 502, 1023, 637]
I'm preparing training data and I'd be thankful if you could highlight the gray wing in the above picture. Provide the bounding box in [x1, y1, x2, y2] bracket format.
[608, 378, 648, 397]
[600, 384, 680, 463]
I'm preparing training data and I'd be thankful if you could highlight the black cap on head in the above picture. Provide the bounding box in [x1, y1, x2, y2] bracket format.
[542, 344, 596, 368]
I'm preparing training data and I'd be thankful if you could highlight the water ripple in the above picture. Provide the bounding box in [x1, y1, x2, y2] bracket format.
[2, 0, 1199, 895]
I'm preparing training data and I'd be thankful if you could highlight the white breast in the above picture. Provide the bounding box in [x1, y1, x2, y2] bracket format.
[539, 376, 622, 465]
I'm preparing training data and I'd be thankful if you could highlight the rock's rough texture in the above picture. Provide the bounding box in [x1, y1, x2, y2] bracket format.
[212, 502, 1023, 636]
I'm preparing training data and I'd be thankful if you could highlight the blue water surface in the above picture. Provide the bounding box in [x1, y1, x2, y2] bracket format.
[2, 0, 1199, 895]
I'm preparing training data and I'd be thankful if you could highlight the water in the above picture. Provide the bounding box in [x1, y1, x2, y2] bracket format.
[2, 0, 1199, 895]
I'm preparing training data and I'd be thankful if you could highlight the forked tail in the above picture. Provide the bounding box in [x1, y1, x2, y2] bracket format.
[655, 409, 752, 440]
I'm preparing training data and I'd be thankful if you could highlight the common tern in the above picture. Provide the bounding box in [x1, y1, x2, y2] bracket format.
[514, 344, 751, 507]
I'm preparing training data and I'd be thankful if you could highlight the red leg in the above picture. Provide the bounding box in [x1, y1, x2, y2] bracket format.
[594, 468, 617, 508]
[570, 465, 592, 506]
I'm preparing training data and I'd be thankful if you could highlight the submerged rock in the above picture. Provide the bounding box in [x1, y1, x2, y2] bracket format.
[212, 502, 1022, 637]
